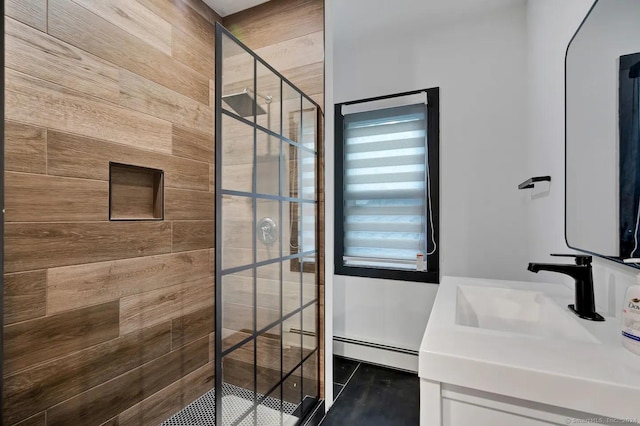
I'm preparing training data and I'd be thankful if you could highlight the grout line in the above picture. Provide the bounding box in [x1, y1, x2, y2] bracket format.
[318, 362, 361, 425]
[333, 383, 346, 401]
[342, 362, 361, 390]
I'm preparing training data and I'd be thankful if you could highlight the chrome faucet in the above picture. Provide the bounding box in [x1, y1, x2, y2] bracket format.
[528, 254, 604, 321]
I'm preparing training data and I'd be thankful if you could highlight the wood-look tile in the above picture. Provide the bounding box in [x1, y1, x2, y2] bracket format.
[165, 188, 214, 220]
[4, 121, 46, 174]
[181, 0, 221, 25]
[5, 172, 109, 222]
[171, 305, 214, 349]
[5, 222, 172, 273]
[46, 337, 209, 426]
[3, 270, 47, 325]
[136, 0, 215, 52]
[5, 17, 121, 103]
[3, 323, 171, 425]
[209, 332, 215, 362]
[99, 417, 119, 426]
[223, 0, 323, 51]
[5, 0, 46, 32]
[47, 250, 213, 314]
[119, 277, 214, 334]
[281, 62, 324, 100]
[172, 125, 214, 163]
[48, 0, 209, 104]
[310, 93, 324, 111]
[223, 32, 323, 88]
[118, 361, 214, 426]
[172, 221, 215, 252]
[3, 301, 120, 374]
[172, 25, 215, 80]
[118, 69, 213, 134]
[71, 0, 172, 55]
[5, 68, 172, 155]
[47, 130, 209, 191]
[13, 412, 46, 426]
[209, 163, 215, 192]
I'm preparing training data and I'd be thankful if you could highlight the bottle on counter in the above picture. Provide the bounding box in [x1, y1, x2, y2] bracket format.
[622, 275, 640, 356]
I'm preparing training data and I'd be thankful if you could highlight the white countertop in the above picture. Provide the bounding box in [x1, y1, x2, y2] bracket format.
[419, 276, 640, 420]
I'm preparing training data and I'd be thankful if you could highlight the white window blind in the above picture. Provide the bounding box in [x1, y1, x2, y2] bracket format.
[342, 103, 429, 269]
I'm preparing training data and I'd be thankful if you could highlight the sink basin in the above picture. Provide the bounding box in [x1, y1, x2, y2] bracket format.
[455, 285, 598, 343]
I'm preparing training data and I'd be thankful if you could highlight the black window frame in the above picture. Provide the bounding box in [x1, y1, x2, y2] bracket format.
[334, 87, 440, 283]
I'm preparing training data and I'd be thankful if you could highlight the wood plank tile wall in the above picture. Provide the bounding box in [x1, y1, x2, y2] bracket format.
[4, 0, 324, 423]
[223, 0, 326, 399]
[3, 0, 220, 424]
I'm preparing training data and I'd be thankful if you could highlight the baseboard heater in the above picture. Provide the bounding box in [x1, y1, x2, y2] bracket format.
[333, 336, 419, 356]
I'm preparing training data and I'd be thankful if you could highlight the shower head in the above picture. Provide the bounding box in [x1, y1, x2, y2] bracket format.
[222, 88, 267, 117]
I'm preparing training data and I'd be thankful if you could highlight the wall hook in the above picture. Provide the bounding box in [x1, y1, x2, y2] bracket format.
[518, 176, 551, 190]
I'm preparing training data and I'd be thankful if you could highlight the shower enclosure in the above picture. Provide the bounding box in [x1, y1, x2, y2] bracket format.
[214, 24, 321, 425]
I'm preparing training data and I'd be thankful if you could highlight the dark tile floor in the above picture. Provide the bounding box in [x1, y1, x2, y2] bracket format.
[318, 356, 420, 425]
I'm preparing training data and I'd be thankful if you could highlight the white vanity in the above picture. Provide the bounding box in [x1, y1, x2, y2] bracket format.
[419, 276, 640, 426]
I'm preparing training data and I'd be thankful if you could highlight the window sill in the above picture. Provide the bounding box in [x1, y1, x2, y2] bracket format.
[334, 263, 439, 284]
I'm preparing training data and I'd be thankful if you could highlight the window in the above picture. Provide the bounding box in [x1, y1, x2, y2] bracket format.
[335, 88, 439, 283]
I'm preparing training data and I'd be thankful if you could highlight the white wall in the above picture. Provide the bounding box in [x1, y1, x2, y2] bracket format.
[327, 0, 530, 370]
[526, 0, 639, 318]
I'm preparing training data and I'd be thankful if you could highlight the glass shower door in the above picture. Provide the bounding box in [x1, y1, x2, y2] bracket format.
[215, 24, 320, 425]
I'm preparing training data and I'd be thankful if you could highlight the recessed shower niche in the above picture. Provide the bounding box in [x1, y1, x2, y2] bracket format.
[109, 162, 164, 221]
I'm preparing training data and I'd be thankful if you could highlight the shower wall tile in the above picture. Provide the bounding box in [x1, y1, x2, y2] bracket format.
[223, 0, 323, 51]
[136, 0, 215, 53]
[181, 0, 222, 26]
[5, 68, 173, 155]
[4, 0, 46, 32]
[172, 25, 215, 80]
[4, 222, 172, 273]
[46, 250, 212, 315]
[165, 188, 215, 220]
[4, 0, 217, 422]
[70, 0, 173, 56]
[48, 0, 209, 104]
[118, 69, 213, 134]
[171, 221, 215, 252]
[3, 301, 120, 374]
[3, 322, 171, 424]
[13, 412, 46, 426]
[118, 362, 214, 426]
[119, 277, 214, 334]
[46, 131, 210, 191]
[171, 305, 215, 349]
[2, 0, 325, 423]
[4, 172, 109, 222]
[5, 16, 121, 103]
[46, 337, 209, 426]
[209, 163, 215, 192]
[3, 270, 47, 325]
[172, 125, 214, 163]
[4, 121, 46, 174]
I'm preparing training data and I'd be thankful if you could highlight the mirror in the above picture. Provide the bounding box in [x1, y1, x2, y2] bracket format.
[566, 0, 640, 264]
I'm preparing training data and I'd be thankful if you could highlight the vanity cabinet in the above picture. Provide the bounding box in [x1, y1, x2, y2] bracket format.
[420, 277, 640, 426]
[421, 379, 629, 426]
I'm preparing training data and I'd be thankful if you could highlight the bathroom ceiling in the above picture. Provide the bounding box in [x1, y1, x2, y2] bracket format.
[202, 0, 270, 17]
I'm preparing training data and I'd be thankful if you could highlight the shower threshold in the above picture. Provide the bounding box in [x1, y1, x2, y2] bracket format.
[161, 382, 299, 426]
